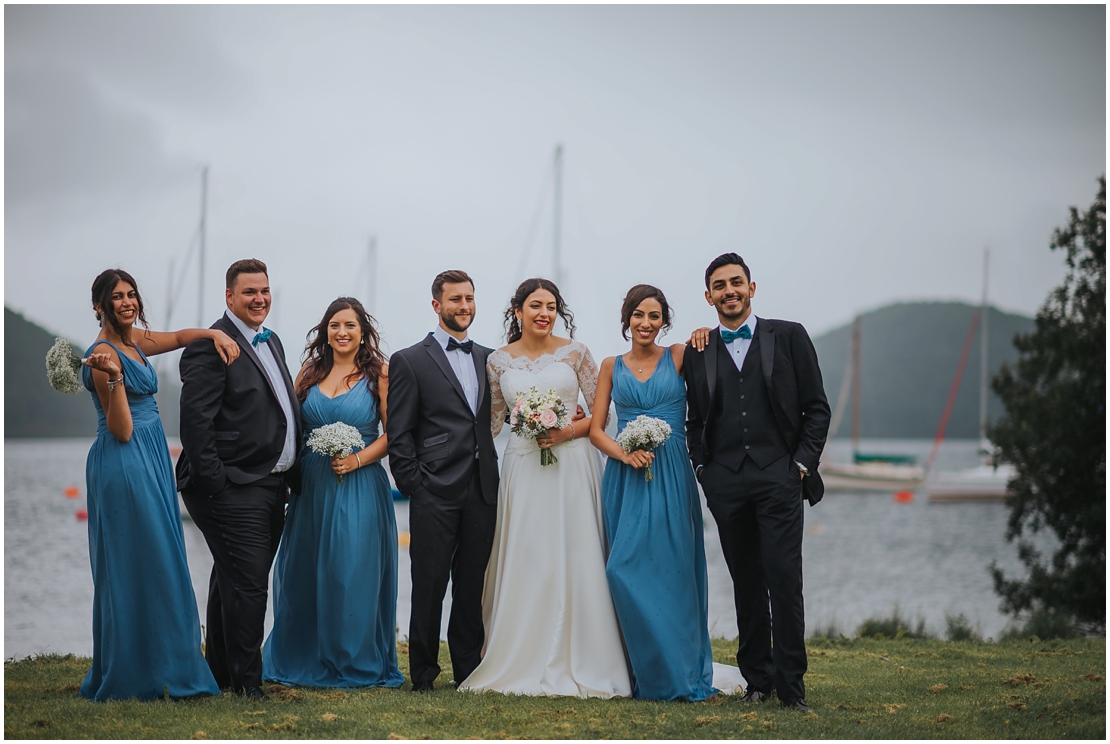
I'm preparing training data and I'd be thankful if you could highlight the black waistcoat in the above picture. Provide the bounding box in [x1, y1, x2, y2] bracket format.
[709, 333, 789, 471]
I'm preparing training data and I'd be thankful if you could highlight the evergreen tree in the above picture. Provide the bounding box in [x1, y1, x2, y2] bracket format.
[988, 177, 1105, 632]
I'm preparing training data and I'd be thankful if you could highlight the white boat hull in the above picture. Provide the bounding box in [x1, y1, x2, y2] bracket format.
[820, 462, 925, 493]
[927, 464, 1014, 502]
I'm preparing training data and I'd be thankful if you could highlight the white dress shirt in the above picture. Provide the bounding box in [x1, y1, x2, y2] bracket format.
[433, 325, 479, 415]
[720, 316, 757, 372]
[225, 310, 297, 472]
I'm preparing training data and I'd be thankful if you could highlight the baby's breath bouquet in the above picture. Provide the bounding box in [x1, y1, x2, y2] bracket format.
[306, 422, 365, 483]
[510, 386, 570, 466]
[615, 415, 672, 481]
[46, 337, 84, 394]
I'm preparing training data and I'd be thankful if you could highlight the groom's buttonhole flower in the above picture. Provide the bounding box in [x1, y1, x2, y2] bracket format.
[46, 337, 84, 394]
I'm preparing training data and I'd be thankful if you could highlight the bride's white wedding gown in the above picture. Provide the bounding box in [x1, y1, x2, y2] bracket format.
[458, 341, 632, 698]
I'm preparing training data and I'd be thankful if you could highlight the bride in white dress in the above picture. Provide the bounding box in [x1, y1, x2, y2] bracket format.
[459, 279, 632, 698]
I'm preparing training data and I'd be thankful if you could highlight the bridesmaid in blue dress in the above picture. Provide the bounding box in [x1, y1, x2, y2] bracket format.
[79, 268, 239, 701]
[263, 297, 404, 689]
[589, 284, 716, 702]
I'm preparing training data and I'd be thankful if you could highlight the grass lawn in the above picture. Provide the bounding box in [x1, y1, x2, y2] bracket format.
[4, 637, 1104, 739]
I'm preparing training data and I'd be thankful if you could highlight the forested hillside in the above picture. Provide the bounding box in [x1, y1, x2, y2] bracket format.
[812, 302, 1034, 439]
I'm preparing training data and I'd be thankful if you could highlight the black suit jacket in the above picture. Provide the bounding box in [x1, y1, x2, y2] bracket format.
[386, 333, 499, 504]
[684, 318, 831, 505]
[176, 314, 302, 496]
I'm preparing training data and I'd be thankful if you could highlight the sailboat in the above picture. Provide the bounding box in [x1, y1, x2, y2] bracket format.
[926, 248, 1013, 502]
[820, 316, 926, 492]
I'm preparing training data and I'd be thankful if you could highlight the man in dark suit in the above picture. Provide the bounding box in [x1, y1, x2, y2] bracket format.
[386, 269, 499, 692]
[176, 258, 301, 702]
[684, 253, 830, 713]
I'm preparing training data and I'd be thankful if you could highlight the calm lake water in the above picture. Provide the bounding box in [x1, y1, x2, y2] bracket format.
[5, 437, 1042, 660]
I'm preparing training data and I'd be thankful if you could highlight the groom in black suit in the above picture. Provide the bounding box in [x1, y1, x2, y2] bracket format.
[177, 258, 301, 701]
[387, 270, 499, 692]
[684, 253, 830, 713]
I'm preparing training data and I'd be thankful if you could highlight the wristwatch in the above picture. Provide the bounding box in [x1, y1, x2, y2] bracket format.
[795, 461, 809, 478]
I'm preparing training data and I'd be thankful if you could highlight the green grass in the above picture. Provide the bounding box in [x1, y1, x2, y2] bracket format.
[4, 638, 1104, 739]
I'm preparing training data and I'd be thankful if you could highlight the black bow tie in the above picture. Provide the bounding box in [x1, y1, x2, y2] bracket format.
[447, 338, 473, 354]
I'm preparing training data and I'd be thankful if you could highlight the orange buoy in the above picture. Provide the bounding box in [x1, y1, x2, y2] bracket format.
[893, 490, 914, 503]
[398, 531, 410, 548]
[168, 446, 182, 458]
[75, 508, 89, 521]
[64, 486, 80, 499]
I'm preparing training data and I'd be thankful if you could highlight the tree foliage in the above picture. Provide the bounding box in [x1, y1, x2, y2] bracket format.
[988, 177, 1105, 632]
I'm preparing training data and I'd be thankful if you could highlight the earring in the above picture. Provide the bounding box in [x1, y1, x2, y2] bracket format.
[360, 338, 364, 345]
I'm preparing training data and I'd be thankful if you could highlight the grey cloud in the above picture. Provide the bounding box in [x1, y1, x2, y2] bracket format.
[4, 64, 191, 203]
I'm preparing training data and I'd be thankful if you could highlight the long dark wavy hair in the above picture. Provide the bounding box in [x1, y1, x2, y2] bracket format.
[503, 278, 576, 344]
[91, 268, 149, 347]
[296, 297, 387, 405]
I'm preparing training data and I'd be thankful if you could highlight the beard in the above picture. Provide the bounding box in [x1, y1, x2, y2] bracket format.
[716, 293, 749, 320]
[441, 309, 473, 333]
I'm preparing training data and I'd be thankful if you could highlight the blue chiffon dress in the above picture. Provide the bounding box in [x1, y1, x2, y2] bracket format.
[262, 381, 404, 688]
[601, 351, 716, 701]
[79, 341, 219, 701]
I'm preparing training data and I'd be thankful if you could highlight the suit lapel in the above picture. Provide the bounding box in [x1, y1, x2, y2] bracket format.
[222, 316, 287, 409]
[423, 334, 472, 414]
[705, 328, 719, 408]
[757, 318, 775, 396]
[472, 345, 489, 413]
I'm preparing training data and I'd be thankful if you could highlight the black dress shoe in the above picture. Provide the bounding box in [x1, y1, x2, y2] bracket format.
[739, 688, 773, 703]
[781, 697, 812, 713]
[241, 686, 269, 702]
[411, 680, 434, 693]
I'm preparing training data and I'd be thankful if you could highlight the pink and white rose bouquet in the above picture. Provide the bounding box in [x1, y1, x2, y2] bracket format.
[510, 386, 570, 466]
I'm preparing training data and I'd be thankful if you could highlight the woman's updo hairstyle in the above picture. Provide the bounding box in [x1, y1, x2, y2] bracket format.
[90, 268, 149, 346]
[620, 284, 673, 341]
[503, 278, 576, 344]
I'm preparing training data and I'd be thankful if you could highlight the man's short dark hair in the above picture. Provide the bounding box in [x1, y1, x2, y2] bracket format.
[704, 253, 751, 289]
[432, 270, 474, 300]
[226, 258, 268, 289]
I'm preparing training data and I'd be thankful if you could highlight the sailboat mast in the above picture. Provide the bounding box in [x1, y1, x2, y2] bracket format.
[197, 166, 208, 327]
[553, 144, 563, 287]
[850, 316, 861, 457]
[979, 247, 990, 441]
[367, 235, 378, 315]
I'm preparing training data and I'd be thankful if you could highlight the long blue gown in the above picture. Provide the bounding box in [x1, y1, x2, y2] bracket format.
[79, 341, 219, 701]
[601, 351, 716, 701]
[262, 381, 404, 688]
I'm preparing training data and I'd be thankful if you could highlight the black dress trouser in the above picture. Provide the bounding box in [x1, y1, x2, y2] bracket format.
[407, 469, 496, 686]
[181, 474, 286, 691]
[702, 453, 807, 701]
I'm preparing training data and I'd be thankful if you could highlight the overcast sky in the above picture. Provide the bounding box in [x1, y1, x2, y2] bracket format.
[6, 5, 1105, 365]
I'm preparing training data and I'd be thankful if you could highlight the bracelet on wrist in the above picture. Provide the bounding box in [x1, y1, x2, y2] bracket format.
[106, 375, 124, 392]
[354, 452, 362, 469]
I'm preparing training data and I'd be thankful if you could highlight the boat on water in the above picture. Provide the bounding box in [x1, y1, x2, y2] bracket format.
[927, 460, 1013, 502]
[820, 316, 926, 493]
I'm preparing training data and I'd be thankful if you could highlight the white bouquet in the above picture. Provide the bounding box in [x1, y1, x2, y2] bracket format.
[615, 415, 672, 481]
[510, 386, 570, 466]
[306, 422, 365, 483]
[46, 337, 85, 394]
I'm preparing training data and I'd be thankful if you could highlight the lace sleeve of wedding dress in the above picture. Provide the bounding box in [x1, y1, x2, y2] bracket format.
[568, 341, 611, 427]
[487, 351, 508, 438]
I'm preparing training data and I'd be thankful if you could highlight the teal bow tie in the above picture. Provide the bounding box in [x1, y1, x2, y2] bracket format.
[721, 325, 752, 343]
[252, 329, 272, 346]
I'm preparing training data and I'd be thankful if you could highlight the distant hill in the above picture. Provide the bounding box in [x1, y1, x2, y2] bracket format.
[5, 308, 181, 438]
[5, 302, 1035, 440]
[811, 302, 1035, 439]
